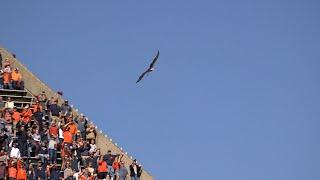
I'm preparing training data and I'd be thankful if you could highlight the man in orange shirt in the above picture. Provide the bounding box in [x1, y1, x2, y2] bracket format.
[11, 68, 23, 90]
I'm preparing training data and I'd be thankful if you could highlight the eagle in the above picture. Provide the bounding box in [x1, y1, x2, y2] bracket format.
[136, 50, 160, 83]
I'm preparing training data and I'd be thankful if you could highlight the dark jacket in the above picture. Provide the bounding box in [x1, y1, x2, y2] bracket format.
[103, 154, 119, 166]
[129, 164, 142, 177]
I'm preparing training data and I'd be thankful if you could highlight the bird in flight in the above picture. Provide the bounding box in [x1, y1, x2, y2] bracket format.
[136, 50, 160, 83]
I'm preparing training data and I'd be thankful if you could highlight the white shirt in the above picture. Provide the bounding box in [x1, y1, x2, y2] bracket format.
[89, 144, 97, 154]
[10, 147, 21, 158]
[59, 128, 64, 139]
[5, 101, 14, 109]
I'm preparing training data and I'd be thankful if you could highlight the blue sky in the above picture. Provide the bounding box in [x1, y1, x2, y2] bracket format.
[1, 0, 320, 179]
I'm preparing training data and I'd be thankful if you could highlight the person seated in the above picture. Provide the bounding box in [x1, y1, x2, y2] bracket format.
[5, 97, 14, 109]
[11, 68, 23, 90]
[2, 63, 12, 89]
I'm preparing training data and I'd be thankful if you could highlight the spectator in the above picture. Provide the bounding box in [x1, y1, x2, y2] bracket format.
[12, 107, 21, 135]
[10, 143, 21, 159]
[129, 159, 142, 180]
[118, 161, 128, 180]
[11, 68, 23, 90]
[16, 159, 27, 180]
[64, 162, 73, 180]
[0, 97, 5, 111]
[35, 163, 46, 180]
[89, 139, 97, 154]
[103, 150, 120, 180]
[113, 154, 124, 180]
[16, 126, 28, 157]
[49, 163, 60, 180]
[2, 64, 11, 89]
[5, 97, 14, 109]
[61, 100, 72, 117]
[0, 160, 7, 179]
[48, 136, 57, 164]
[48, 99, 61, 124]
[98, 156, 108, 180]
[38, 91, 48, 111]
[74, 114, 87, 140]
[27, 164, 36, 180]
[21, 105, 32, 124]
[86, 124, 96, 141]
[8, 162, 17, 180]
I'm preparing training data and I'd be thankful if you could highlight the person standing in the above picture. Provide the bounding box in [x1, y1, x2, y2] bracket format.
[129, 160, 142, 180]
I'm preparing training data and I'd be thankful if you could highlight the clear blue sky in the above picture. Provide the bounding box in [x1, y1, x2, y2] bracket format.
[1, 1, 320, 179]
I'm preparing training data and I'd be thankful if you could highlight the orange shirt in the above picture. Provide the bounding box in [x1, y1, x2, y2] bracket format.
[98, 160, 108, 173]
[3, 72, 11, 84]
[21, 108, 32, 123]
[63, 131, 73, 143]
[17, 168, 27, 180]
[69, 123, 78, 135]
[112, 162, 120, 171]
[49, 126, 58, 137]
[32, 103, 43, 113]
[12, 111, 21, 122]
[11, 71, 22, 81]
[9, 167, 17, 178]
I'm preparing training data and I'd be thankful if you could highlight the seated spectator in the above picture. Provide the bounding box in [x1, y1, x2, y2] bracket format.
[11, 68, 23, 90]
[129, 159, 142, 180]
[5, 97, 14, 109]
[2, 64, 11, 89]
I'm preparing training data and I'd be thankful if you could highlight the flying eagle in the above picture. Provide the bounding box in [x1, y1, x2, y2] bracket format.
[136, 50, 160, 83]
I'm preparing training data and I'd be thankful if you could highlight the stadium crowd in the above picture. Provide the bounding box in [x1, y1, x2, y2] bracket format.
[0, 56, 143, 180]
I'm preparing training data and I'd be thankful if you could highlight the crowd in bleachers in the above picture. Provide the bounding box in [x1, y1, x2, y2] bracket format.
[0, 55, 143, 180]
